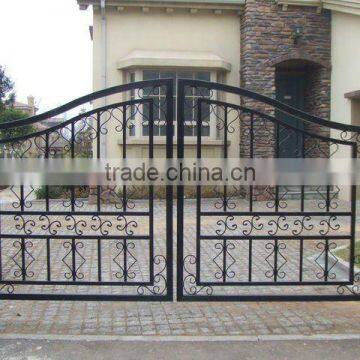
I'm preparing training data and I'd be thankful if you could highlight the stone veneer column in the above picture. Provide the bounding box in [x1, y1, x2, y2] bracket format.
[239, 0, 331, 159]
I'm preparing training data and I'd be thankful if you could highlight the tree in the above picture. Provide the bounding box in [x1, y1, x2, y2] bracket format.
[0, 108, 35, 139]
[0, 66, 15, 111]
[0, 66, 35, 140]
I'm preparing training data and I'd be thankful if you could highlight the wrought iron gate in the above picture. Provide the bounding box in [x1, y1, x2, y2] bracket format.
[0, 78, 359, 301]
[0, 80, 173, 300]
[177, 79, 360, 301]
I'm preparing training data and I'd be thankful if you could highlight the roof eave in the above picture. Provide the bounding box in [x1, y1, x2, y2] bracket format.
[77, 0, 245, 11]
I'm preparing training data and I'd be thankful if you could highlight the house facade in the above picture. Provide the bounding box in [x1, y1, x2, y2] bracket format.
[77, 0, 360, 158]
[13, 95, 37, 116]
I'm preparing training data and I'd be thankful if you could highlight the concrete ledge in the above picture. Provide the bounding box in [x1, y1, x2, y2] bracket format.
[117, 50, 232, 72]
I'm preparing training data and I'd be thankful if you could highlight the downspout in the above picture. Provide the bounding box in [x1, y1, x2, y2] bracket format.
[100, 0, 107, 158]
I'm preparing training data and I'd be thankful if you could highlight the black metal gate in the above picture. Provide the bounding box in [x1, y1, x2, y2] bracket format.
[0, 80, 173, 300]
[0, 79, 359, 301]
[176, 79, 360, 301]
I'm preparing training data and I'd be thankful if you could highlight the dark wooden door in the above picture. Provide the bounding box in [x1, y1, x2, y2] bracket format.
[276, 72, 305, 158]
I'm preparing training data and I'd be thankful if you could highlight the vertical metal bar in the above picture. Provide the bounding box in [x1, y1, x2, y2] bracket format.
[324, 180, 330, 282]
[96, 112, 102, 282]
[248, 113, 254, 282]
[70, 123, 76, 282]
[122, 106, 128, 282]
[274, 121, 279, 282]
[20, 186, 26, 280]
[299, 238, 303, 282]
[21, 238, 26, 281]
[301, 134, 305, 212]
[72, 238, 76, 282]
[96, 111, 101, 160]
[45, 133, 50, 211]
[176, 80, 184, 301]
[223, 106, 228, 283]
[275, 122, 279, 212]
[300, 133, 305, 283]
[223, 105, 228, 169]
[166, 79, 174, 300]
[249, 113, 254, 212]
[70, 122, 75, 212]
[45, 133, 51, 281]
[248, 239, 252, 282]
[196, 100, 202, 284]
[349, 143, 357, 283]
[274, 240, 278, 282]
[123, 240, 128, 282]
[97, 238, 102, 282]
[20, 185, 24, 212]
[324, 239, 329, 282]
[96, 112, 101, 213]
[149, 100, 154, 284]
[326, 185, 330, 212]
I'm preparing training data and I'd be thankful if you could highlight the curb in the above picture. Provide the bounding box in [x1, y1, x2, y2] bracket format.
[0, 333, 359, 342]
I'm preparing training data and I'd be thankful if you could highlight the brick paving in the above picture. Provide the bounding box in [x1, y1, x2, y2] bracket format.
[0, 301, 359, 336]
[0, 191, 359, 336]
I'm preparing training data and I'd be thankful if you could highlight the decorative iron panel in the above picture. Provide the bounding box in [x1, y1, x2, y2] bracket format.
[0, 80, 174, 301]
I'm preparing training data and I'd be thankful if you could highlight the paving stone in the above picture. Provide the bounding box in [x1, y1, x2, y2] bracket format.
[0, 196, 359, 336]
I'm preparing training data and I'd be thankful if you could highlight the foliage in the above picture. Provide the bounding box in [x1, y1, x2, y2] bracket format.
[0, 108, 35, 140]
[35, 186, 67, 199]
[0, 66, 15, 111]
[35, 185, 90, 200]
[0, 66, 35, 141]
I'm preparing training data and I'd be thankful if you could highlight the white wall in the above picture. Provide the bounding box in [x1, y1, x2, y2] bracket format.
[92, 7, 241, 157]
[331, 11, 360, 125]
[331, 11, 360, 202]
[93, 8, 240, 90]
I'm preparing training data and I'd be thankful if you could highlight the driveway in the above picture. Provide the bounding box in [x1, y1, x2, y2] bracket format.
[1, 338, 360, 360]
[0, 301, 359, 336]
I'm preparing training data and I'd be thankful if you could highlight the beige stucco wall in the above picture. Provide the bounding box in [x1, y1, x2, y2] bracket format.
[92, 7, 241, 158]
[330, 10, 360, 170]
[330, 11, 360, 203]
[331, 11, 360, 126]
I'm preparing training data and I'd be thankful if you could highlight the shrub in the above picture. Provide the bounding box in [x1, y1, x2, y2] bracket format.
[35, 185, 90, 200]
[35, 186, 68, 199]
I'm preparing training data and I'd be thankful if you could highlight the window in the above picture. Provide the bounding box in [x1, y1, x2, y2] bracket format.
[128, 69, 215, 138]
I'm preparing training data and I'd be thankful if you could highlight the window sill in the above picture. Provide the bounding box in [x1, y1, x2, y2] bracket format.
[118, 138, 230, 146]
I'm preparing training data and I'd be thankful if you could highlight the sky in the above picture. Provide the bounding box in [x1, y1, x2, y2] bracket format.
[0, 0, 92, 114]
